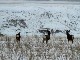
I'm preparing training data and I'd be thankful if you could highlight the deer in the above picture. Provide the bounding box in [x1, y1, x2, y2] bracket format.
[66, 30, 74, 43]
[43, 29, 50, 44]
[16, 32, 21, 42]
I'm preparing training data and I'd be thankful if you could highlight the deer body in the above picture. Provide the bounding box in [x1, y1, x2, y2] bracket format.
[43, 30, 50, 44]
[16, 32, 21, 42]
[66, 30, 74, 43]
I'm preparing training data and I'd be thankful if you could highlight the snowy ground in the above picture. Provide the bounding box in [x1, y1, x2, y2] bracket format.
[0, 3, 80, 36]
[0, 2, 80, 60]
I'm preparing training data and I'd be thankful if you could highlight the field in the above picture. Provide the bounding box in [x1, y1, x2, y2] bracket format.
[0, 1, 80, 60]
[0, 35, 80, 60]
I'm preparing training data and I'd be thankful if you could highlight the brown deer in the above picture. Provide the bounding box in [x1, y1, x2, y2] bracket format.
[66, 30, 74, 43]
[43, 29, 50, 44]
[16, 32, 21, 42]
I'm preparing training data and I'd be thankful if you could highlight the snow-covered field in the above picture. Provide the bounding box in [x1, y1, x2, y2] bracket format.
[0, 3, 80, 36]
[0, 2, 80, 60]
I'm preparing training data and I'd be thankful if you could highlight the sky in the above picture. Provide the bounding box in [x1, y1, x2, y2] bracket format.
[54, 0, 80, 1]
[0, 0, 80, 1]
[21, 0, 80, 1]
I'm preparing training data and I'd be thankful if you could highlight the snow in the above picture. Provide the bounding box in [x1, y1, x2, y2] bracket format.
[0, 3, 80, 37]
[0, 2, 80, 60]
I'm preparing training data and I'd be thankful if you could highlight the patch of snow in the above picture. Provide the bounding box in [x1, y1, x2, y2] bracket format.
[0, 4, 80, 37]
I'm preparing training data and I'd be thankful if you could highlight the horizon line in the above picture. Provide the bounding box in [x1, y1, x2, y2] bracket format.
[0, 1, 80, 4]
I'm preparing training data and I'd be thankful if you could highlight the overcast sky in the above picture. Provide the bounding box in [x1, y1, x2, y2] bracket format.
[25, 0, 80, 1]
[0, 0, 80, 1]
[26, 0, 80, 1]
[54, 0, 80, 1]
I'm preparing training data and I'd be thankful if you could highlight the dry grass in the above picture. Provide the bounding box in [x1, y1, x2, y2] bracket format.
[0, 35, 80, 60]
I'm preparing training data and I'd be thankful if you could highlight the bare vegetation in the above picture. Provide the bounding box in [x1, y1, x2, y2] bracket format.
[0, 35, 80, 60]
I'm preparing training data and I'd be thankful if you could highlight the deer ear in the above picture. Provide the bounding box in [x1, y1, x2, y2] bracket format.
[69, 30, 70, 32]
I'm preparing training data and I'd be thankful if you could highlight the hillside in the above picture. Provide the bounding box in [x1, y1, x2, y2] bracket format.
[0, 4, 80, 36]
[0, 3, 80, 60]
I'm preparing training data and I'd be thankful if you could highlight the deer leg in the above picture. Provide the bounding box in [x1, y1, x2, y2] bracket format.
[72, 40, 73, 43]
[46, 40, 48, 44]
[43, 38, 44, 43]
[43, 40, 44, 43]
[68, 39, 69, 43]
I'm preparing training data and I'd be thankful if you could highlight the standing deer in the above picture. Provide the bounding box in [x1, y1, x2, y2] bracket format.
[43, 29, 50, 44]
[66, 30, 74, 43]
[16, 32, 21, 42]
